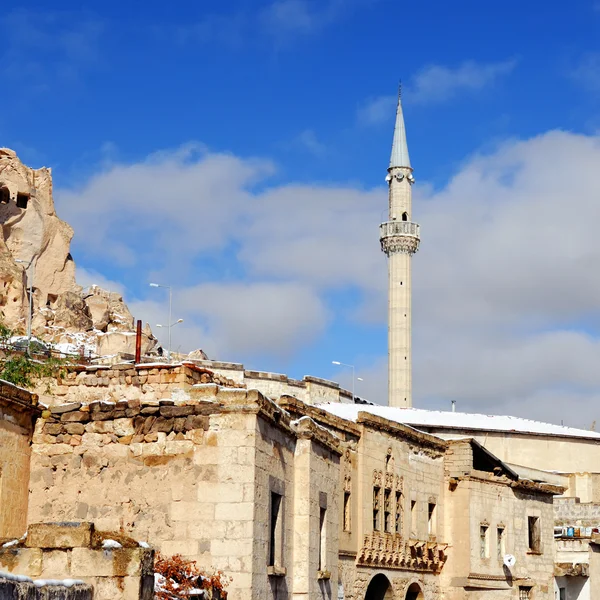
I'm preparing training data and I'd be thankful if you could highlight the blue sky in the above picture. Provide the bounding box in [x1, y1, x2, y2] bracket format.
[2, 1, 600, 425]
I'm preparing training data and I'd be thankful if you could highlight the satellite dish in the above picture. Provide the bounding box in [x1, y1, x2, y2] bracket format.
[503, 554, 516, 568]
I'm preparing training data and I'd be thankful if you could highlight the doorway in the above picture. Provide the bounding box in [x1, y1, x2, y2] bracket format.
[405, 583, 424, 600]
[365, 574, 393, 600]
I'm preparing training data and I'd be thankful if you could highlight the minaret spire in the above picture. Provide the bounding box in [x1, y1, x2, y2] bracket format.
[389, 84, 411, 170]
[380, 85, 420, 408]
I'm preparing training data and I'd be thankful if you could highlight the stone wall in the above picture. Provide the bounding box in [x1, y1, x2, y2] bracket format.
[0, 522, 151, 600]
[187, 359, 355, 405]
[0, 576, 92, 600]
[555, 497, 600, 528]
[0, 384, 39, 539]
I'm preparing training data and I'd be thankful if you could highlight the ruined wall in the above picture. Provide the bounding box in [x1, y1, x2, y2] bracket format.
[0, 385, 38, 539]
[0, 522, 151, 600]
[555, 497, 600, 528]
[35, 363, 242, 407]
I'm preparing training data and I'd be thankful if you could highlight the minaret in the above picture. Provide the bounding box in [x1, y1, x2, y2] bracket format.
[380, 88, 420, 408]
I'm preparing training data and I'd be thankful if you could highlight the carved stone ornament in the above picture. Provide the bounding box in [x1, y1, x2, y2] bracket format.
[344, 474, 352, 492]
[373, 470, 383, 486]
[380, 235, 420, 256]
[358, 532, 447, 573]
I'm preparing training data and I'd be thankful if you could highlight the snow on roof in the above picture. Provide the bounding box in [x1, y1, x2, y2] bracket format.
[317, 403, 600, 440]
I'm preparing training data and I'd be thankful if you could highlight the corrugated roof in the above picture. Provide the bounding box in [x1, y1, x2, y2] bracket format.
[389, 93, 411, 169]
[317, 404, 600, 441]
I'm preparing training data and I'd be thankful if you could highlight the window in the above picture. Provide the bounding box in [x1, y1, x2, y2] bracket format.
[480, 525, 489, 558]
[269, 492, 283, 567]
[0, 187, 9, 204]
[373, 487, 381, 531]
[384, 489, 392, 532]
[559, 588, 565, 600]
[395, 491, 402, 534]
[428, 502, 436, 537]
[497, 526, 505, 559]
[343, 491, 351, 532]
[16, 193, 29, 209]
[519, 587, 532, 600]
[402, 212, 408, 221]
[528, 516, 541, 553]
[410, 500, 417, 537]
[319, 506, 326, 570]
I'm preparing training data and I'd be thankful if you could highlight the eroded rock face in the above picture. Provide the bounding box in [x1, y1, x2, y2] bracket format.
[0, 148, 158, 357]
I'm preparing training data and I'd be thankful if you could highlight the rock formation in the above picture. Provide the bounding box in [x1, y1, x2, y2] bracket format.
[0, 148, 157, 358]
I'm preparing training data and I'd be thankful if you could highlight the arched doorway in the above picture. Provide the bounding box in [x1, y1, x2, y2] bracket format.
[405, 582, 424, 600]
[365, 574, 393, 600]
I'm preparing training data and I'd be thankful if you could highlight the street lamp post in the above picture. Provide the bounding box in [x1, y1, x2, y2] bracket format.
[149, 283, 184, 361]
[156, 319, 184, 361]
[16, 259, 34, 355]
[332, 361, 363, 401]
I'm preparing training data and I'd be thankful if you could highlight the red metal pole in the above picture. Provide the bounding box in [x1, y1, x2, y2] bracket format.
[135, 319, 142, 364]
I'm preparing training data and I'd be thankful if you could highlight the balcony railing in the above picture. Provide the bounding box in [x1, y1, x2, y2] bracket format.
[380, 220, 420, 239]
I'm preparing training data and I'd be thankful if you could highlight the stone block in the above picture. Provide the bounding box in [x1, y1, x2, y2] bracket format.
[40, 549, 70, 578]
[0, 547, 43, 577]
[160, 405, 195, 418]
[65, 423, 85, 435]
[26, 522, 93, 549]
[50, 402, 82, 415]
[184, 415, 209, 431]
[113, 418, 135, 437]
[61, 411, 90, 423]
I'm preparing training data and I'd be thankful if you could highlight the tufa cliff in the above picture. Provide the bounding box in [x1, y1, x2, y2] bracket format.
[0, 148, 157, 357]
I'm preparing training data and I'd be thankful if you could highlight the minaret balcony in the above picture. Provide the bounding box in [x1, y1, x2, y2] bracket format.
[380, 221, 420, 256]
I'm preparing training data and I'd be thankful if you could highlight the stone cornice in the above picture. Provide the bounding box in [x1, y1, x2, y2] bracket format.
[278, 396, 361, 439]
[356, 412, 447, 454]
[448, 472, 565, 496]
[291, 416, 343, 456]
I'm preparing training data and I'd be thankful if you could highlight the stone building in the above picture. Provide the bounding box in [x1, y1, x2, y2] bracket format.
[0, 363, 561, 600]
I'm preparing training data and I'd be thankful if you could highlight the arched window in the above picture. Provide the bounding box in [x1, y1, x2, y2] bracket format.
[402, 212, 408, 222]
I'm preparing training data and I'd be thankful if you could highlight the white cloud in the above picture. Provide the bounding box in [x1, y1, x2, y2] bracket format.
[295, 129, 326, 156]
[56, 129, 600, 425]
[409, 59, 516, 105]
[76, 266, 125, 295]
[357, 95, 396, 125]
[260, 0, 372, 39]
